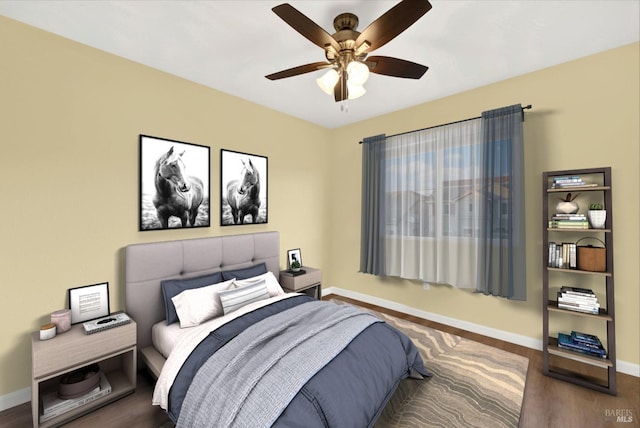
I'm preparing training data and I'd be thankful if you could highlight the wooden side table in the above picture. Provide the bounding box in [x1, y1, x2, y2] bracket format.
[31, 320, 137, 427]
[279, 267, 322, 299]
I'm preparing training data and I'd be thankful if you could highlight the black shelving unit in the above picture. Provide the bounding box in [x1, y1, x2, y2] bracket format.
[542, 167, 616, 395]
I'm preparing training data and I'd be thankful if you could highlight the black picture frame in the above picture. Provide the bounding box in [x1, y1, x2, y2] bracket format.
[221, 149, 268, 226]
[139, 135, 210, 231]
[68, 282, 110, 324]
[287, 248, 302, 270]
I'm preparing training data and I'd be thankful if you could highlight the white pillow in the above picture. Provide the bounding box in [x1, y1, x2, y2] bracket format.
[233, 271, 285, 297]
[218, 280, 271, 315]
[171, 278, 235, 328]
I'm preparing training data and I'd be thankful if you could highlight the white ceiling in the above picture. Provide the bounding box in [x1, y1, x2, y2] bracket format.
[1, 1, 638, 128]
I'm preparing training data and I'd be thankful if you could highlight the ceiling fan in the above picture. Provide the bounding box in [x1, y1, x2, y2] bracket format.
[265, 0, 432, 102]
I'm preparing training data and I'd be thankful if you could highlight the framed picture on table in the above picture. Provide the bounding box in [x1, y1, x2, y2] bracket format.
[68, 282, 110, 324]
[287, 248, 302, 271]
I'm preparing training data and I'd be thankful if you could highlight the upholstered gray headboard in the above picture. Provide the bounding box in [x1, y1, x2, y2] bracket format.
[125, 231, 280, 351]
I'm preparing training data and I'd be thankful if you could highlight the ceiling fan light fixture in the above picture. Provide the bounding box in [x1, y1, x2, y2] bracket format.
[316, 69, 339, 95]
[347, 82, 366, 100]
[346, 60, 370, 86]
[268, 2, 432, 103]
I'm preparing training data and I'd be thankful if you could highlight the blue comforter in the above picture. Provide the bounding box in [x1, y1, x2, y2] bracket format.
[169, 296, 430, 427]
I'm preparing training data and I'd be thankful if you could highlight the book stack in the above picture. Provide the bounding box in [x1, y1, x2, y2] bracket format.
[557, 286, 600, 314]
[548, 213, 589, 229]
[548, 242, 577, 269]
[557, 331, 607, 358]
[551, 176, 597, 188]
[40, 372, 111, 423]
[280, 269, 307, 277]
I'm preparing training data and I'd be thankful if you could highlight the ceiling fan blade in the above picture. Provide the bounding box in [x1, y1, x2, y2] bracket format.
[272, 3, 341, 53]
[367, 56, 428, 79]
[265, 62, 332, 80]
[355, 0, 432, 53]
[334, 72, 348, 102]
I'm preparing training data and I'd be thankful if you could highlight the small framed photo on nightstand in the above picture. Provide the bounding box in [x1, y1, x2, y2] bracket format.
[68, 282, 110, 324]
[287, 248, 302, 271]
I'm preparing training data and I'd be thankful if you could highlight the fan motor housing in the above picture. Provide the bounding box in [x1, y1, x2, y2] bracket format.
[333, 13, 358, 31]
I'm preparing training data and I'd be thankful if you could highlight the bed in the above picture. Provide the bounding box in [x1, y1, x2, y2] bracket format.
[125, 231, 429, 427]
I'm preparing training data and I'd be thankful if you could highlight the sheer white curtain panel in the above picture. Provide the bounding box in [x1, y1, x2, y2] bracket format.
[384, 119, 482, 288]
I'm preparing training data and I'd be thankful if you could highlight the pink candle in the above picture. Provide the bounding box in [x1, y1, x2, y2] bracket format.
[51, 309, 71, 333]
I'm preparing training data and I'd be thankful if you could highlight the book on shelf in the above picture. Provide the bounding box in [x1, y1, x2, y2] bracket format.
[552, 213, 587, 220]
[41, 385, 100, 417]
[557, 304, 600, 315]
[571, 331, 604, 348]
[40, 372, 111, 423]
[557, 332, 606, 358]
[557, 287, 600, 314]
[558, 292, 598, 303]
[547, 242, 577, 269]
[560, 286, 596, 297]
[548, 242, 556, 267]
[548, 220, 590, 229]
[550, 176, 598, 188]
[569, 244, 576, 269]
[551, 176, 583, 187]
[551, 182, 599, 188]
[558, 296, 599, 307]
[557, 301, 600, 314]
[553, 175, 581, 182]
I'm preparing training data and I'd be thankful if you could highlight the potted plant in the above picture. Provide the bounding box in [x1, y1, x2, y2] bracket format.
[556, 193, 579, 214]
[587, 203, 606, 229]
[290, 259, 301, 272]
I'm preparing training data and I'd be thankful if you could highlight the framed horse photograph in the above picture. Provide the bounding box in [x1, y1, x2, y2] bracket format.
[139, 135, 210, 231]
[220, 149, 268, 226]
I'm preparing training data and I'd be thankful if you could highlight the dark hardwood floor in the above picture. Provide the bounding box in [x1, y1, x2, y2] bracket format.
[329, 296, 639, 428]
[2, 295, 638, 428]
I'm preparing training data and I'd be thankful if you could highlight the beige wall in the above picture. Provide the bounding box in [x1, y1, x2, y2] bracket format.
[1, 14, 638, 399]
[0, 17, 331, 396]
[327, 42, 640, 367]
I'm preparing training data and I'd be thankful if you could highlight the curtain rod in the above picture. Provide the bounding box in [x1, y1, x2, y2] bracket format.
[359, 104, 532, 144]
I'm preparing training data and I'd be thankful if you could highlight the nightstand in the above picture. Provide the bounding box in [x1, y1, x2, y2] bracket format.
[279, 267, 322, 299]
[30, 320, 137, 427]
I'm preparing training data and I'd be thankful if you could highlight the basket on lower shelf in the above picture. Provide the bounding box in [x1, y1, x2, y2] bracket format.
[40, 371, 111, 423]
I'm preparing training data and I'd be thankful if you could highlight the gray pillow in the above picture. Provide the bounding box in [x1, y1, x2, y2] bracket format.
[218, 280, 270, 315]
[161, 272, 223, 325]
[221, 262, 267, 281]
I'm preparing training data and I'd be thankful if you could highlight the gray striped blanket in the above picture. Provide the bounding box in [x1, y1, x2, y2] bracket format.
[177, 301, 381, 428]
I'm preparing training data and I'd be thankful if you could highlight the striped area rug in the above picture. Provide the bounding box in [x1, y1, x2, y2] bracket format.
[332, 301, 529, 428]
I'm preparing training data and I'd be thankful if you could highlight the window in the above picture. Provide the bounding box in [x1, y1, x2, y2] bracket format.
[361, 104, 526, 300]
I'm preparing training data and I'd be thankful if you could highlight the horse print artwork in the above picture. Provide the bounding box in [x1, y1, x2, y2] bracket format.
[226, 158, 260, 224]
[221, 149, 268, 226]
[139, 135, 210, 231]
[153, 146, 204, 227]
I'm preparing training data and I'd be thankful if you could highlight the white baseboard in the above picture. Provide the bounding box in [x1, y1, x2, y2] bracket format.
[0, 386, 30, 412]
[323, 286, 640, 378]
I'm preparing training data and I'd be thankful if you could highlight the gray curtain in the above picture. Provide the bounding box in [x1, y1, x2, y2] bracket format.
[360, 134, 386, 275]
[477, 105, 527, 300]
